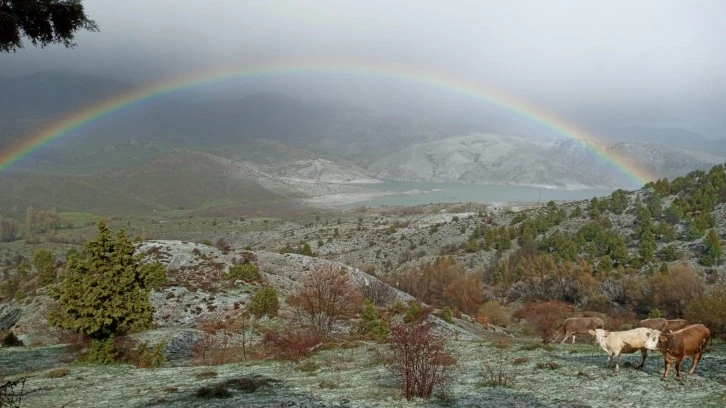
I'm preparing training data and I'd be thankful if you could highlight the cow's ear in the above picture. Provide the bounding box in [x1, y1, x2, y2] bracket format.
[588, 329, 596, 336]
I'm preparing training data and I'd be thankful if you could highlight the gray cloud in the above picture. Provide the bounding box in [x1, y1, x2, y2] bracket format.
[1, 0, 724, 138]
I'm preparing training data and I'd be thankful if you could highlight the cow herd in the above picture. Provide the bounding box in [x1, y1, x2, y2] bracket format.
[556, 317, 712, 380]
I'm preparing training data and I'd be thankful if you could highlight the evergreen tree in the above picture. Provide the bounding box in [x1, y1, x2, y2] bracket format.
[33, 249, 56, 286]
[639, 230, 657, 262]
[701, 229, 723, 266]
[49, 221, 166, 359]
[1, 0, 98, 52]
[357, 298, 389, 340]
[249, 286, 279, 318]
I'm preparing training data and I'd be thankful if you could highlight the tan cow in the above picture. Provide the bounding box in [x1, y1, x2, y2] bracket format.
[559, 317, 605, 344]
[645, 324, 710, 380]
[589, 328, 661, 372]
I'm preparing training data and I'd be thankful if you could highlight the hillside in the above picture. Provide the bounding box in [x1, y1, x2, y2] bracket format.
[369, 134, 726, 189]
[2, 165, 726, 407]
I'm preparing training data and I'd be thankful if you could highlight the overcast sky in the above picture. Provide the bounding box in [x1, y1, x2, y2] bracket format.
[2, 0, 724, 138]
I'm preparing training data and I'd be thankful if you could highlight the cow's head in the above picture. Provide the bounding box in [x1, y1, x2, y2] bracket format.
[588, 328, 607, 343]
[644, 329, 662, 350]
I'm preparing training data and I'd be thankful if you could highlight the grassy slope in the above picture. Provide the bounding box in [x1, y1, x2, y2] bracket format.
[5, 340, 726, 407]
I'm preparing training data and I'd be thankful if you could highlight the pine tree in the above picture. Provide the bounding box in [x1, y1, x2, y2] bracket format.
[49, 221, 166, 360]
[249, 287, 279, 318]
[701, 229, 723, 266]
[33, 249, 56, 286]
[357, 298, 389, 340]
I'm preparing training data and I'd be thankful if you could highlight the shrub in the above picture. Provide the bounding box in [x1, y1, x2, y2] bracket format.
[403, 302, 432, 323]
[387, 257, 482, 315]
[195, 384, 231, 399]
[85, 336, 118, 365]
[516, 301, 572, 343]
[227, 263, 262, 283]
[359, 278, 396, 306]
[482, 351, 516, 387]
[33, 249, 56, 287]
[1, 331, 24, 347]
[215, 238, 231, 253]
[196, 370, 218, 379]
[441, 307, 453, 323]
[536, 361, 561, 370]
[492, 339, 512, 349]
[685, 285, 726, 340]
[287, 264, 362, 338]
[478, 301, 511, 327]
[387, 321, 455, 400]
[249, 287, 279, 318]
[128, 342, 166, 369]
[44, 368, 70, 378]
[356, 299, 389, 341]
[0, 377, 28, 407]
[261, 326, 322, 361]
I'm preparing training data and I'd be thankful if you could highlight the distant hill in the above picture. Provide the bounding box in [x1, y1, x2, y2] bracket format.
[368, 134, 726, 189]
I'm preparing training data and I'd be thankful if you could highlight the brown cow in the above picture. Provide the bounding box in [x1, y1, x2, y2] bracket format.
[639, 318, 689, 333]
[559, 317, 604, 344]
[639, 318, 667, 331]
[644, 324, 711, 380]
[664, 319, 689, 332]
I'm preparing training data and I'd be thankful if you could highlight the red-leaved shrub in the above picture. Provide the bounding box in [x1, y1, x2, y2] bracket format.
[261, 326, 322, 361]
[387, 321, 455, 400]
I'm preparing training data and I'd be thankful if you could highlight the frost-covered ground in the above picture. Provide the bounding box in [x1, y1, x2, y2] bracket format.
[4, 340, 725, 408]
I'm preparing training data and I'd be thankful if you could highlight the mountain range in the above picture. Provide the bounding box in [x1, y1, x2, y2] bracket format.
[1, 71, 725, 213]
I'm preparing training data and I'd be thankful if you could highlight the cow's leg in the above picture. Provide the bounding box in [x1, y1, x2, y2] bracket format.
[571, 334, 576, 344]
[674, 357, 683, 380]
[662, 356, 672, 380]
[560, 331, 569, 344]
[635, 348, 647, 369]
[688, 352, 703, 376]
[614, 353, 620, 372]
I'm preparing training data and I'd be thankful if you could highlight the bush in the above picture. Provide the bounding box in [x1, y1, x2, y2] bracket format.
[249, 287, 279, 318]
[482, 351, 516, 387]
[441, 307, 453, 323]
[196, 384, 231, 399]
[44, 368, 70, 378]
[387, 321, 455, 400]
[125, 342, 166, 369]
[227, 263, 262, 283]
[195, 370, 218, 379]
[1, 331, 24, 347]
[536, 361, 561, 370]
[685, 285, 726, 340]
[478, 301, 511, 327]
[261, 326, 322, 361]
[0, 377, 28, 407]
[515, 301, 572, 343]
[85, 336, 118, 365]
[287, 264, 362, 338]
[356, 299, 389, 341]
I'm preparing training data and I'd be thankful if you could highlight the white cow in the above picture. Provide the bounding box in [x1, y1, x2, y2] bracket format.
[589, 328, 661, 372]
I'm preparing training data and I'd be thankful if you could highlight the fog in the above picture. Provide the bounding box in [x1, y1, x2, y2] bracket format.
[1, 0, 724, 139]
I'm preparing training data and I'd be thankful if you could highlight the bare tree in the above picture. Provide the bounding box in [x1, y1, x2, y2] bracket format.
[289, 264, 362, 338]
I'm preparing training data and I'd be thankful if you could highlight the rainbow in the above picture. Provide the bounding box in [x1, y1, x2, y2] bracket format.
[0, 59, 655, 186]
